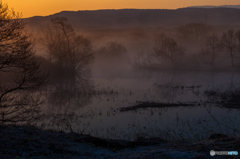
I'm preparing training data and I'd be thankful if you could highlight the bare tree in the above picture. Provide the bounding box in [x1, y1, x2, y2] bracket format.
[236, 30, 240, 53]
[206, 33, 219, 67]
[0, 2, 46, 123]
[219, 29, 237, 67]
[153, 33, 185, 68]
[42, 17, 94, 74]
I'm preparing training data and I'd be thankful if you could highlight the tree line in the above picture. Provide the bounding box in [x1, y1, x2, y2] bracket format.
[135, 28, 240, 69]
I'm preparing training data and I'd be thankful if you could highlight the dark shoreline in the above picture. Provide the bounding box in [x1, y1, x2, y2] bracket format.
[1, 124, 239, 158]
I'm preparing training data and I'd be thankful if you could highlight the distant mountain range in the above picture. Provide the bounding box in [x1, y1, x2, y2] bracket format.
[187, 4, 240, 9]
[26, 7, 240, 31]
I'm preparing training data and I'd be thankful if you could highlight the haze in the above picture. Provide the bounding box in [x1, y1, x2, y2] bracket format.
[6, 0, 240, 18]
[1, 0, 240, 154]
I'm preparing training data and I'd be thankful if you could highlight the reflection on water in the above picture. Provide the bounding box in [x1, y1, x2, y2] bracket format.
[35, 70, 240, 141]
[44, 69, 95, 115]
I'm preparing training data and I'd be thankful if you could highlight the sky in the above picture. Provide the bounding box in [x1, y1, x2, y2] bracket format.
[4, 0, 240, 18]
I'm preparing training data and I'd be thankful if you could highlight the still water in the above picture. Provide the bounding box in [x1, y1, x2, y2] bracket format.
[36, 70, 240, 141]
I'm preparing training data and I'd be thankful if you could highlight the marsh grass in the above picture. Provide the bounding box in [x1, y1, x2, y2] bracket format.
[33, 107, 239, 144]
[21, 82, 240, 147]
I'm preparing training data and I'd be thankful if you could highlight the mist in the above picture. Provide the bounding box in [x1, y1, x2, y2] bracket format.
[2, 7, 240, 143]
[3, 1, 240, 157]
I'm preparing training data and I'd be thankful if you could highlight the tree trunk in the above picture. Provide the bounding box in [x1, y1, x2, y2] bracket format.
[230, 52, 234, 67]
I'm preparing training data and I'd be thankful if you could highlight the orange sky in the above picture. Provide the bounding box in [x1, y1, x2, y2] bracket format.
[4, 0, 240, 18]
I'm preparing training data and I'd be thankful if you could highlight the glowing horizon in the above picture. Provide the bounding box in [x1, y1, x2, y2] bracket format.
[4, 0, 240, 18]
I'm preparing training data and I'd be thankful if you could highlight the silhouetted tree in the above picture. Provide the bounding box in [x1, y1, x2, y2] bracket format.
[219, 29, 237, 67]
[206, 33, 219, 67]
[42, 17, 95, 114]
[0, 2, 46, 123]
[153, 33, 185, 67]
[236, 30, 240, 53]
[42, 17, 94, 74]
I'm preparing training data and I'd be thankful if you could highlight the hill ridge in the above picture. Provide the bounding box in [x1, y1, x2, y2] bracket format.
[26, 8, 240, 30]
